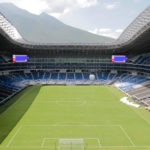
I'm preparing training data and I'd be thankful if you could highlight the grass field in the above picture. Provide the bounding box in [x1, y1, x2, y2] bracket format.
[0, 85, 150, 150]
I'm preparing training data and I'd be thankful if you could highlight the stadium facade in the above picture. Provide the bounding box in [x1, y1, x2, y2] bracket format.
[0, 7, 150, 105]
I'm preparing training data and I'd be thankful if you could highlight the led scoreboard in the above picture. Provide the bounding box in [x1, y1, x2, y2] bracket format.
[12, 55, 29, 63]
[112, 55, 127, 63]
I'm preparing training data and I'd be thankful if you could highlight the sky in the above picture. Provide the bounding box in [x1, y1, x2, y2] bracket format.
[0, 0, 149, 39]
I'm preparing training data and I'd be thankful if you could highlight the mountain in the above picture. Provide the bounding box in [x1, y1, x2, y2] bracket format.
[0, 3, 114, 43]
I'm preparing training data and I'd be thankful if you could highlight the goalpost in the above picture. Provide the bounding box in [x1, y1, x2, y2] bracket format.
[58, 138, 84, 150]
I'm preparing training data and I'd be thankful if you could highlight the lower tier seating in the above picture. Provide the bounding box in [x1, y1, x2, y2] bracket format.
[0, 70, 149, 106]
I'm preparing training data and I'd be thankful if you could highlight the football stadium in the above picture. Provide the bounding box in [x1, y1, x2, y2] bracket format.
[0, 4, 150, 150]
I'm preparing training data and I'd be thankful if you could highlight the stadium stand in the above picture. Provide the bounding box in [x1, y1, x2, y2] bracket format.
[0, 7, 150, 106]
[132, 53, 150, 64]
[0, 68, 149, 104]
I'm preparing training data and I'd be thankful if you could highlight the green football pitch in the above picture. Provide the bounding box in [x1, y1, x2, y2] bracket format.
[0, 85, 150, 150]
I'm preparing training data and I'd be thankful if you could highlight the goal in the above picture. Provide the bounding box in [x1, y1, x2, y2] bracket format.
[58, 138, 84, 150]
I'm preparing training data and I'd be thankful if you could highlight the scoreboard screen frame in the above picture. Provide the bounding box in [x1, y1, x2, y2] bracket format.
[112, 55, 127, 63]
[12, 55, 29, 63]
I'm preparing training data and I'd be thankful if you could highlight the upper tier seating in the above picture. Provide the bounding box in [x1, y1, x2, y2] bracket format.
[132, 53, 150, 65]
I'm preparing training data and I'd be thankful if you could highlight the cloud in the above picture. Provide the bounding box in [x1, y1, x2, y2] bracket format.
[104, 0, 120, 10]
[75, 0, 98, 8]
[0, 0, 49, 14]
[105, 4, 116, 9]
[50, 8, 71, 18]
[43, 0, 98, 18]
[0, 0, 98, 18]
[89, 28, 123, 39]
[17, 0, 49, 14]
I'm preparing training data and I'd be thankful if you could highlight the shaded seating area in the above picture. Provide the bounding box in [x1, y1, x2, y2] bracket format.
[132, 53, 150, 65]
[0, 86, 15, 102]
[0, 72, 27, 104]
[0, 70, 149, 106]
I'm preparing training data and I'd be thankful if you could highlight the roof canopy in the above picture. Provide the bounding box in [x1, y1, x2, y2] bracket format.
[0, 7, 150, 55]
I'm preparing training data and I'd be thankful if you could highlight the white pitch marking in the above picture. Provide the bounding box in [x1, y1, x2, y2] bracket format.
[119, 125, 135, 146]
[97, 138, 101, 147]
[3, 145, 150, 149]
[41, 138, 58, 148]
[41, 138, 46, 148]
[6, 125, 22, 147]
[132, 108, 150, 125]
[85, 138, 101, 147]
[23, 124, 121, 127]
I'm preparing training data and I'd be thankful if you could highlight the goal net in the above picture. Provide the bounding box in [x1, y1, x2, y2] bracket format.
[58, 138, 84, 150]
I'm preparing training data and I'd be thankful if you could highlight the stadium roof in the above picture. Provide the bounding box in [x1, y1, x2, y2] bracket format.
[0, 6, 150, 54]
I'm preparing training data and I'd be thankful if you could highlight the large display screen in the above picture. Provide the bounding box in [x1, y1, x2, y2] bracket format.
[12, 55, 29, 63]
[112, 55, 127, 63]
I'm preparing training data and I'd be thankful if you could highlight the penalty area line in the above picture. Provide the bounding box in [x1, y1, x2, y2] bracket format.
[41, 138, 58, 148]
[119, 125, 135, 146]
